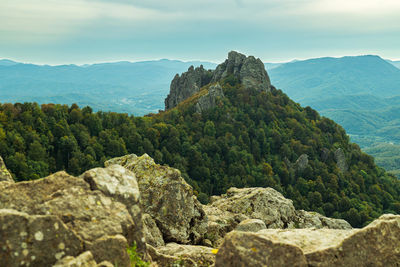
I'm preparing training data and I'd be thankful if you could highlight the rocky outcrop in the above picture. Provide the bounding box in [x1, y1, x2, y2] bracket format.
[212, 51, 271, 92]
[215, 214, 400, 267]
[295, 210, 351, 229]
[195, 83, 224, 113]
[0, 156, 13, 183]
[80, 165, 146, 254]
[204, 187, 351, 246]
[164, 51, 271, 110]
[87, 235, 130, 267]
[334, 148, 348, 173]
[105, 153, 207, 245]
[0, 209, 83, 267]
[165, 65, 213, 110]
[148, 243, 216, 267]
[143, 213, 165, 247]
[0, 168, 147, 266]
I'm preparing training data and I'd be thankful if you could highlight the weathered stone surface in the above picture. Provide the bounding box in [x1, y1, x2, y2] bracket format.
[208, 187, 296, 229]
[80, 165, 146, 253]
[295, 210, 352, 229]
[105, 154, 207, 245]
[143, 213, 165, 247]
[0, 171, 137, 249]
[204, 187, 351, 246]
[165, 65, 213, 110]
[216, 214, 400, 267]
[235, 219, 266, 232]
[203, 205, 248, 247]
[334, 148, 347, 173]
[148, 243, 215, 267]
[0, 155, 13, 182]
[305, 214, 400, 266]
[195, 83, 224, 113]
[88, 235, 130, 267]
[212, 51, 271, 92]
[53, 251, 97, 267]
[0, 209, 83, 267]
[215, 231, 308, 267]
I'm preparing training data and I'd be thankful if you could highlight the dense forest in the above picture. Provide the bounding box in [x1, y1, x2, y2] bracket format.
[1, 75, 399, 227]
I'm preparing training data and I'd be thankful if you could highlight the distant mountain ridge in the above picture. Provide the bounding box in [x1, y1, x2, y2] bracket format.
[0, 59, 217, 115]
[268, 55, 400, 176]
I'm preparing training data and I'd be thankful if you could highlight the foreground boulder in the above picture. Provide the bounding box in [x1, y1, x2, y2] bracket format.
[215, 214, 400, 267]
[105, 154, 207, 245]
[80, 165, 146, 254]
[204, 187, 351, 246]
[0, 168, 147, 264]
[0, 209, 83, 267]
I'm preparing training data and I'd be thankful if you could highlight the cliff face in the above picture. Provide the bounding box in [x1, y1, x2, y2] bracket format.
[164, 65, 213, 110]
[164, 51, 271, 110]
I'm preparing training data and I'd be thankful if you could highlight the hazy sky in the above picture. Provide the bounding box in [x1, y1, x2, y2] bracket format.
[1, 0, 400, 64]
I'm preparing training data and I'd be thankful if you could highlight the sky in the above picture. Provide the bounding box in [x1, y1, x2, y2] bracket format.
[1, 0, 400, 65]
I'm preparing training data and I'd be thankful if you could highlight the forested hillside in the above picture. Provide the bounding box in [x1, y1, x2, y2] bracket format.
[1, 76, 399, 227]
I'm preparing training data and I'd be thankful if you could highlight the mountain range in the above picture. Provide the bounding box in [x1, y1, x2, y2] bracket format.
[0, 59, 216, 115]
[1, 55, 400, 175]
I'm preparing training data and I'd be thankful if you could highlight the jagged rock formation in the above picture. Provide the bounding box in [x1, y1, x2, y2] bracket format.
[215, 214, 400, 267]
[211, 51, 271, 92]
[204, 187, 351, 246]
[0, 153, 399, 266]
[105, 153, 207, 245]
[164, 51, 271, 110]
[195, 83, 225, 113]
[0, 156, 13, 183]
[165, 65, 213, 110]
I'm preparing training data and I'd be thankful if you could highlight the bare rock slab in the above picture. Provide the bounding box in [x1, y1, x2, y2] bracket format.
[105, 154, 207, 244]
[0, 209, 83, 267]
[215, 214, 400, 267]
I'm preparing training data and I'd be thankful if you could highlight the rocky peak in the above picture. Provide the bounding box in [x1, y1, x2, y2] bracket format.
[164, 65, 212, 110]
[212, 51, 271, 92]
[164, 51, 272, 110]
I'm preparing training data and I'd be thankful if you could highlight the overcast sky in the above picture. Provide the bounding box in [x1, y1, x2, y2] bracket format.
[1, 0, 399, 64]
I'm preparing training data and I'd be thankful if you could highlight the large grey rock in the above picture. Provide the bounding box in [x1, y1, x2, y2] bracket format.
[209, 187, 297, 228]
[0, 155, 13, 183]
[295, 210, 351, 229]
[212, 51, 271, 92]
[143, 213, 165, 247]
[195, 83, 225, 113]
[80, 165, 146, 254]
[165, 65, 213, 110]
[88, 235, 130, 267]
[215, 214, 400, 267]
[105, 154, 207, 245]
[204, 187, 351, 246]
[215, 230, 307, 267]
[0, 171, 138, 251]
[0, 209, 83, 267]
[148, 243, 216, 267]
[53, 251, 97, 267]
